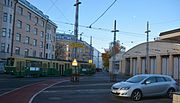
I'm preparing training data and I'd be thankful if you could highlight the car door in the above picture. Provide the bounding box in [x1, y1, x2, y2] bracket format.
[141, 76, 158, 96]
[155, 76, 169, 94]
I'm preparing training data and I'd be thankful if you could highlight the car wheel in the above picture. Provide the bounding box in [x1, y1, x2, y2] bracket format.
[167, 88, 175, 99]
[131, 90, 142, 101]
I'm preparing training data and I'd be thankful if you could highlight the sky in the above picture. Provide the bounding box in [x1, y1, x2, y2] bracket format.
[26, 0, 180, 53]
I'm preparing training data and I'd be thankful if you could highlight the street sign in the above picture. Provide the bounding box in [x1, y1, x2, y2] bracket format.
[88, 60, 92, 64]
[72, 59, 78, 66]
[70, 42, 84, 48]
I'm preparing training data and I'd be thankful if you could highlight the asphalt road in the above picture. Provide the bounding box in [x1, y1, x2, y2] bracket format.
[0, 74, 65, 95]
[32, 71, 172, 103]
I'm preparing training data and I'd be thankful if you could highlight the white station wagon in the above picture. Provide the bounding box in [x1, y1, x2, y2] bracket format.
[111, 74, 178, 101]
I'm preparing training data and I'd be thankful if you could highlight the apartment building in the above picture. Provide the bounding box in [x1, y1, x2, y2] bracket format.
[0, 0, 57, 60]
[56, 33, 92, 63]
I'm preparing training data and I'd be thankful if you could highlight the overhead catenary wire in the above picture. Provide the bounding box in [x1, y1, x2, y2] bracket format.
[48, 0, 71, 22]
[55, 20, 146, 36]
[45, 0, 59, 14]
[89, 0, 117, 27]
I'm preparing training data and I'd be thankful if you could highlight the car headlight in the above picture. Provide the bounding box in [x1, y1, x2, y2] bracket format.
[120, 87, 130, 90]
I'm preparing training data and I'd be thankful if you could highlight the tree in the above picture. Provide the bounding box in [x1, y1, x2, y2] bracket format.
[102, 49, 110, 71]
[55, 42, 66, 60]
[109, 40, 120, 57]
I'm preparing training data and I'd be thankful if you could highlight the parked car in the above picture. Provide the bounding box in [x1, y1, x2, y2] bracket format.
[111, 74, 178, 101]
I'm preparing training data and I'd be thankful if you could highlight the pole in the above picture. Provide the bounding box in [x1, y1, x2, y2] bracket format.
[98, 52, 99, 68]
[111, 20, 119, 82]
[72, 0, 81, 82]
[74, 0, 81, 59]
[11, 0, 18, 57]
[145, 21, 151, 74]
[90, 36, 93, 62]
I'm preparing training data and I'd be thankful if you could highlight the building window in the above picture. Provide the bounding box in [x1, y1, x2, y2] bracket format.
[40, 41, 43, 48]
[26, 24, 30, 32]
[27, 12, 31, 20]
[1, 43, 5, 53]
[4, 0, 6, 5]
[34, 16, 38, 24]
[17, 6, 23, 15]
[25, 36, 30, 44]
[10, 1, 12, 7]
[46, 53, 48, 58]
[46, 44, 48, 49]
[24, 49, 29, 57]
[7, 44, 10, 53]
[40, 20, 44, 27]
[7, 0, 10, 5]
[8, 29, 11, 38]
[33, 50, 36, 57]
[33, 39, 37, 46]
[17, 20, 22, 29]
[9, 15, 12, 23]
[53, 45, 55, 51]
[33, 28, 38, 35]
[3, 13, 8, 22]
[2, 28, 7, 37]
[40, 31, 44, 37]
[54, 27, 56, 33]
[16, 33, 21, 42]
[15, 47, 20, 55]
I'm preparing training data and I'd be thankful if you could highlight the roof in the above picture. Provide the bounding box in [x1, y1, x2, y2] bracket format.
[18, 0, 57, 27]
[159, 28, 180, 36]
[135, 74, 172, 77]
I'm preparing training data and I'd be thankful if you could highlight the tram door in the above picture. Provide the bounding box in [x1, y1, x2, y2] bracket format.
[173, 56, 180, 80]
[0, 61, 5, 74]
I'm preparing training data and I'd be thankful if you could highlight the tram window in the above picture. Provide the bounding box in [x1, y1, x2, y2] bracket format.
[7, 58, 14, 66]
[53, 63, 55, 68]
[48, 62, 50, 68]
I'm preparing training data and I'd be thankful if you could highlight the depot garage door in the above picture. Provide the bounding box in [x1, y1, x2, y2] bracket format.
[161, 56, 171, 75]
[132, 58, 137, 75]
[173, 56, 180, 80]
[150, 57, 157, 74]
[141, 58, 146, 74]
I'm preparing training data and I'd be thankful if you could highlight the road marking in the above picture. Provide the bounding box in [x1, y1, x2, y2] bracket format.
[51, 82, 113, 88]
[28, 79, 69, 103]
[43, 89, 110, 94]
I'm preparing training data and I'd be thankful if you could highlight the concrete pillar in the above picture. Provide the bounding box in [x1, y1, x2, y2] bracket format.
[130, 58, 133, 76]
[156, 55, 162, 74]
[169, 54, 173, 76]
[137, 57, 141, 74]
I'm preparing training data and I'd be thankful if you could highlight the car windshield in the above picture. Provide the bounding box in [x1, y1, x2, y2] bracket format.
[126, 75, 147, 83]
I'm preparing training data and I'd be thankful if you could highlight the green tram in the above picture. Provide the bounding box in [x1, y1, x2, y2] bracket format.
[4, 57, 95, 77]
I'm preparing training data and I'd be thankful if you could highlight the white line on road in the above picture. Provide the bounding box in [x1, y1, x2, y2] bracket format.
[28, 79, 69, 103]
[51, 82, 113, 88]
[42, 89, 110, 94]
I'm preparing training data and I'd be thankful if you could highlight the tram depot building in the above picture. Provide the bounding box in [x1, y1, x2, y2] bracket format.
[119, 28, 180, 80]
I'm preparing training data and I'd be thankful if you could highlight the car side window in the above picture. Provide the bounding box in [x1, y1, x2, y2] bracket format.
[156, 77, 166, 82]
[164, 77, 172, 81]
[145, 77, 156, 84]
